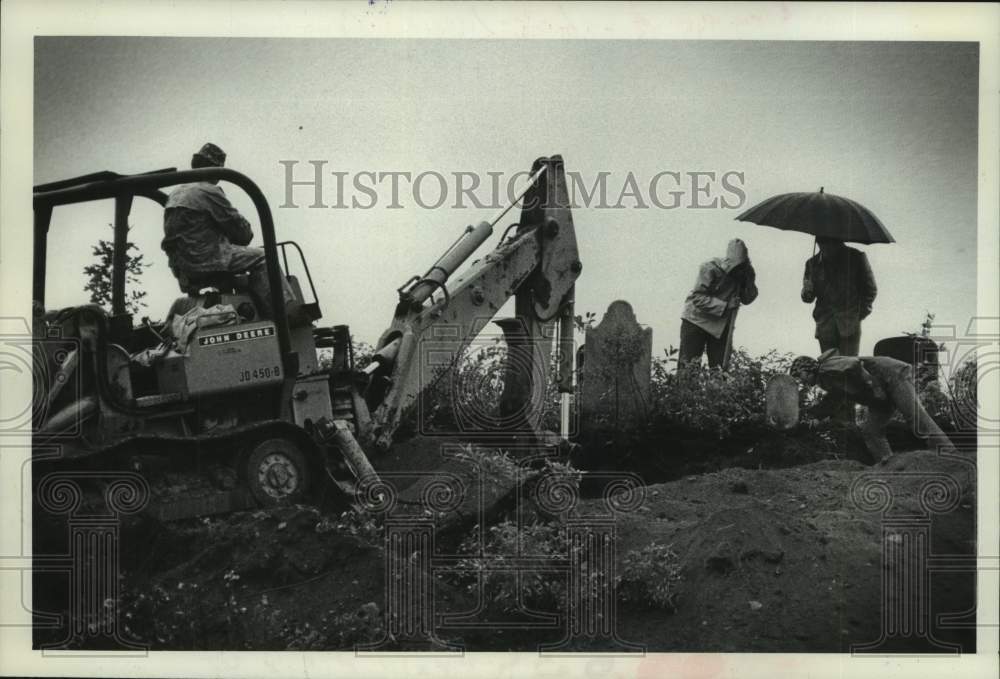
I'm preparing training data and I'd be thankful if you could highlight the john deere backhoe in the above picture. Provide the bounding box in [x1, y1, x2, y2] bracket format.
[32, 156, 581, 520]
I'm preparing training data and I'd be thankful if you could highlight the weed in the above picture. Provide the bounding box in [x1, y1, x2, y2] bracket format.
[617, 542, 683, 611]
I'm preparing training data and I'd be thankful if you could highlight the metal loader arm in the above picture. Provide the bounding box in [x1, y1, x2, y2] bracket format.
[362, 156, 581, 451]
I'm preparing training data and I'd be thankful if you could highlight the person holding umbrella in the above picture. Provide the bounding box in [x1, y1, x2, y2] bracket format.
[801, 236, 878, 357]
[678, 238, 758, 370]
[736, 186, 893, 356]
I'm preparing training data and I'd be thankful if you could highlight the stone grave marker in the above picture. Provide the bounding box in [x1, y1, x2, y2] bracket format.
[765, 374, 800, 431]
[578, 300, 652, 431]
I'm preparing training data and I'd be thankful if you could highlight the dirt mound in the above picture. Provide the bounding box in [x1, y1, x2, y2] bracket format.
[371, 436, 534, 547]
[37, 442, 974, 652]
[576, 450, 976, 652]
[117, 506, 390, 650]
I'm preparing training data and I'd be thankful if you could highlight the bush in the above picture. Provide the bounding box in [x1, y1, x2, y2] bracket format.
[896, 311, 980, 432]
[646, 348, 794, 438]
[453, 520, 569, 614]
[317, 339, 373, 371]
[911, 355, 978, 432]
[914, 379, 954, 429]
[453, 444, 521, 478]
[411, 339, 563, 436]
[617, 542, 683, 611]
[411, 340, 802, 442]
[947, 356, 978, 430]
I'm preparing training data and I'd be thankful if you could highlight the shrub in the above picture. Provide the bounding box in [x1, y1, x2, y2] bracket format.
[410, 340, 802, 441]
[317, 339, 373, 371]
[645, 348, 794, 438]
[946, 356, 978, 430]
[454, 520, 569, 614]
[895, 311, 980, 432]
[452, 444, 521, 479]
[448, 461, 597, 618]
[537, 457, 584, 488]
[616, 542, 683, 611]
[913, 379, 954, 429]
[910, 355, 978, 432]
[410, 339, 563, 436]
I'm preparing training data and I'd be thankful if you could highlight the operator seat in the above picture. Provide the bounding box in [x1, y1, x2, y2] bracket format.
[181, 271, 246, 297]
[173, 270, 261, 323]
[172, 268, 317, 328]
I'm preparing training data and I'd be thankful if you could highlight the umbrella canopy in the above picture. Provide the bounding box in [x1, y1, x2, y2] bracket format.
[735, 188, 894, 244]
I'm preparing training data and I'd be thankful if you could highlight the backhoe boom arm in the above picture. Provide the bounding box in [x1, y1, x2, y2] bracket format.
[364, 156, 581, 450]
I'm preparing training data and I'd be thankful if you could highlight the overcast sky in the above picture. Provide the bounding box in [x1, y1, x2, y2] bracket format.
[34, 37, 978, 358]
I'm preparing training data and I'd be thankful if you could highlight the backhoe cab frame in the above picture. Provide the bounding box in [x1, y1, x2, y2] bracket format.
[32, 168, 358, 517]
[33, 166, 300, 381]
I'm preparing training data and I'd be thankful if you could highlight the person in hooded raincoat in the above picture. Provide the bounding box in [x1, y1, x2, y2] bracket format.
[679, 238, 758, 370]
[161, 142, 295, 321]
[789, 350, 956, 463]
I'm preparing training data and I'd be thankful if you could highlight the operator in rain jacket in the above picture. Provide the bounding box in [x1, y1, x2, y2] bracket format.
[679, 238, 758, 370]
[801, 237, 877, 357]
[161, 142, 294, 321]
[789, 350, 956, 463]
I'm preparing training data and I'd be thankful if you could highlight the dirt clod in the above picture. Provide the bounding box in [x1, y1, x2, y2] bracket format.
[730, 480, 750, 494]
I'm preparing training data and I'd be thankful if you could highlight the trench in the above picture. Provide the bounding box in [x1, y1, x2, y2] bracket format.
[572, 419, 937, 497]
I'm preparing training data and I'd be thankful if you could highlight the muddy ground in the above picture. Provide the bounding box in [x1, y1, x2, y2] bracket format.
[32, 424, 977, 653]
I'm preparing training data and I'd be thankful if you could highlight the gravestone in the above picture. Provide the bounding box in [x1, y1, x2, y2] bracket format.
[578, 300, 652, 431]
[765, 374, 800, 431]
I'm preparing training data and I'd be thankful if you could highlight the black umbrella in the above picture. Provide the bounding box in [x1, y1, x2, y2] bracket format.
[735, 188, 894, 244]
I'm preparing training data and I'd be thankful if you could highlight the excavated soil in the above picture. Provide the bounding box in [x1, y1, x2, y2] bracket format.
[32, 430, 977, 653]
[590, 452, 976, 652]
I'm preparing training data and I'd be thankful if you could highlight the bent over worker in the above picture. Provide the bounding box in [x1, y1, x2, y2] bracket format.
[161, 142, 295, 321]
[679, 238, 758, 370]
[789, 350, 956, 463]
